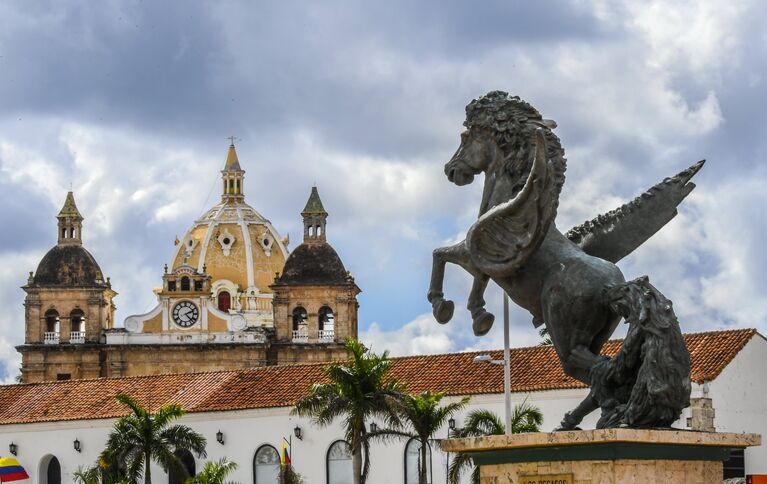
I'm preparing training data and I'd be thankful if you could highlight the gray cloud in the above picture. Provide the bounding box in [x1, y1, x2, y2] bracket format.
[0, 0, 766, 379]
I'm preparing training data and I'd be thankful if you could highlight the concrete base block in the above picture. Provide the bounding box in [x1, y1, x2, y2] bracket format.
[442, 429, 761, 484]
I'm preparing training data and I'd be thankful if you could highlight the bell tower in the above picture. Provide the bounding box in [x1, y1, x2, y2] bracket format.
[18, 191, 116, 383]
[271, 187, 360, 364]
[57, 191, 83, 245]
[302, 186, 328, 244]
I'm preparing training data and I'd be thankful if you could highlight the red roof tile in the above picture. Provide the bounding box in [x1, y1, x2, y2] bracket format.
[0, 328, 757, 426]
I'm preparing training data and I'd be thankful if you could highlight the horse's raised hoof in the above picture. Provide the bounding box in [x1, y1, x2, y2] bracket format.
[472, 310, 495, 336]
[432, 299, 455, 324]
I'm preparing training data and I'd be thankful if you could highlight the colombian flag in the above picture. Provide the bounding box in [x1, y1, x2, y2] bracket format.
[0, 457, 29, 482]
[281, 439, 291, 466]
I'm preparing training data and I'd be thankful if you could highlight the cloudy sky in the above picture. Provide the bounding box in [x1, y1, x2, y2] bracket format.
[1, 0, 766, 381]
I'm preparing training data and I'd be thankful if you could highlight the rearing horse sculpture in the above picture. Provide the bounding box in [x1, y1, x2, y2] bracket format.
[428, 91, 701, 428]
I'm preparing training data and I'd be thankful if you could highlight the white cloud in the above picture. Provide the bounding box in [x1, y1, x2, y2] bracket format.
[362, 314, 459, 357]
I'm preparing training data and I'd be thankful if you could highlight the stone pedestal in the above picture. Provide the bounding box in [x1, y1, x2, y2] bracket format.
[442, 429, 760, 484]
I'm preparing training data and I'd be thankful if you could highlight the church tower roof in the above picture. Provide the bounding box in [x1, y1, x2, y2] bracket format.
[224, 142, 242, 171]
[57, 191, 83, 219]
[302, 186, 327, 215]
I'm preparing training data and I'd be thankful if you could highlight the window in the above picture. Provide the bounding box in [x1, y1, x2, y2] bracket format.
[169, 449, 196, 484]
[180, 276, 191, 291]
[194, 279, 203, 291]
[218, 291, 232, 312]
[168, 280, 177, 291]
[253, 445, 280, 483]
[56, 373, 71, 381]
[45, 309, 60, 333]
[327, 440, 353, 484]
[70, 309, 85, 332]
[40, 455, 61, 484]
[292, 307, 308, 332]
[319, 306, 334, 332]
[404, 438, 432, 484]
[724, 449, 745, 479]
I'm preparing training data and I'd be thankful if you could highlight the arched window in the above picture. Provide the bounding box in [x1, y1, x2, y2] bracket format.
[318, 306, 334, 332]
[39, 455, 61, 484]
[292, 306, 308, 332]
[169, 449, 195, 484]
[180, 276, 191, 291]
[317, 225, 323, 236]
[218, 291, 232, 312]
[44, 309, 60, 333]
[61, 228, 67, 239]
[70, 309, 85, 333]
[327, 440, 353, 484]
[404, 438, 432, 484]
[253, 444, 280, 483]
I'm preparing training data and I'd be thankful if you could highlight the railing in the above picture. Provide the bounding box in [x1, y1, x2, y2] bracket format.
[318, 329, 335, 342]
[292, 330, 309, 343]
[70, 331, 85, 344]
[43, 332, 60, 344]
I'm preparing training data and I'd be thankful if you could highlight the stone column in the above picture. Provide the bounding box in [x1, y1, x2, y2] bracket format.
[688, 397, 716, 432]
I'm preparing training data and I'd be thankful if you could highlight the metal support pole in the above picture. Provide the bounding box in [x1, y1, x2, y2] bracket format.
[503, 292, 512, 435]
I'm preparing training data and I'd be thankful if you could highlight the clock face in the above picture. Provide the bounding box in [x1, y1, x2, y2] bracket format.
[172, 301, 199, 328]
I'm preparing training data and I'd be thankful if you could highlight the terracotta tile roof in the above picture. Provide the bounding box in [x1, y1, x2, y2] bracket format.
[0, 328, 757, 426]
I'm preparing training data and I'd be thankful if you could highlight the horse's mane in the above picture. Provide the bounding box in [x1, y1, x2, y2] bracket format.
[465, 91, 567, 199]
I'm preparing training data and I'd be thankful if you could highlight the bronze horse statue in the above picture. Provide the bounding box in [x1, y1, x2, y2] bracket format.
[428, 91, 700, 428]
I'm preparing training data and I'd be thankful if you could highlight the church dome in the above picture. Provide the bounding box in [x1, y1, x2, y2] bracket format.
[275, 186, 351, 286]
[33, 245, 106, 286]
[278, 242, 348, 285]
[169, 143, 288, 297]
[32, 191, 108, 287]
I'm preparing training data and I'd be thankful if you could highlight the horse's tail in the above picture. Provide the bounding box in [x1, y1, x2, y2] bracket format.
[566, 160, 704, 263]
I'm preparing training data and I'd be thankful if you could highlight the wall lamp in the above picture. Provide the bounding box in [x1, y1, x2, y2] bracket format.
[449, 417, 456, 431]
[74, 438, 81, 452]
[9, 442, 17, 456]
[370, 422, 378, 433]
[216, 430, 224, 445]
[293, 425, 303, 441]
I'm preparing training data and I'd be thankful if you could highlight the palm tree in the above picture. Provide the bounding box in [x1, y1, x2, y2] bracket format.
[73, 464, 132, 484]
[374, 391, 469, 484]
[292, 339, 405, 484]
[100, 392, 207, 484]
[447, 402, 543, 484]
[185, 458, 238, 484]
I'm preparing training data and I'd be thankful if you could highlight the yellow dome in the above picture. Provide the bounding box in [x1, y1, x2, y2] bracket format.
[170, 143, 288, 312]
[171, 198, 288, 296]
[121, 143, 290, 337]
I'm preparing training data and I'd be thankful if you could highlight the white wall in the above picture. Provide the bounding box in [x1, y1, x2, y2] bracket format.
[0, 389, 590, 484]
[708, 335, 767, 475]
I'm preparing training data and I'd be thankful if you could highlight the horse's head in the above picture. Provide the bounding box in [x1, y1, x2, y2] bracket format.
[445, 91, 561, 196]
[444, 128, 499, 186]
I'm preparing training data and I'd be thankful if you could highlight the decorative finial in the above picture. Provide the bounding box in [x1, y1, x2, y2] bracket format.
[164, 264, 168, 274]
[227, 135, 238, 146]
